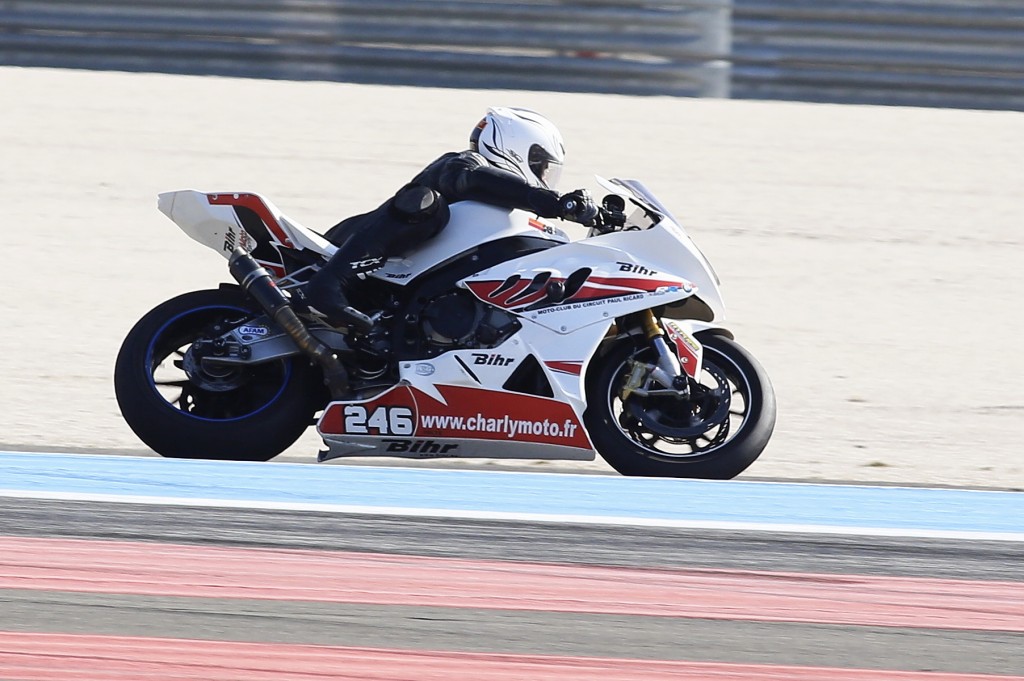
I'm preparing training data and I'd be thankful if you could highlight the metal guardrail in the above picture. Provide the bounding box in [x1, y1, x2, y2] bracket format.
[2, 1, 1022, 109]
[731, 0, 1024, 110]
[0, 0, 732, 98]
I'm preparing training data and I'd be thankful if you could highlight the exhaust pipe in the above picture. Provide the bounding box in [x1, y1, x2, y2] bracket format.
[227, 248, 349, 399]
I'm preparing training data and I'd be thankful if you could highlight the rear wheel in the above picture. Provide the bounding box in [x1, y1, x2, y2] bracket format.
[114, 288, 323, 461]
[584, 334, 776, 478]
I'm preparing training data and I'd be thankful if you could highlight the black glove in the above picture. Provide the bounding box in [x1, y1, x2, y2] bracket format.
[558, 189, 599, 226]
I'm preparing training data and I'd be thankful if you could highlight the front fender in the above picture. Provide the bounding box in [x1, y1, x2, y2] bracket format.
[678, 320, 735, 340]
[658, 319, 733, 379]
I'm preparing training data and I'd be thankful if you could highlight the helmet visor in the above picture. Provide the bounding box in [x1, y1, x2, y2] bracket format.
[529, 144, 563, 190]
[469, 118, 487, 152]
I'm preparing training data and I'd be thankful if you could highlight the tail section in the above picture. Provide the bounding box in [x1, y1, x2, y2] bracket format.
[157, 190, 335, 278]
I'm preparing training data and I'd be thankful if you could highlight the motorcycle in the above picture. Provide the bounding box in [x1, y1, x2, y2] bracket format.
[114, 177, 776, 478]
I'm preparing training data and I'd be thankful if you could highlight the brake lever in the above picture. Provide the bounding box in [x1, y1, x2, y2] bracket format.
[593, 207, 626, 234]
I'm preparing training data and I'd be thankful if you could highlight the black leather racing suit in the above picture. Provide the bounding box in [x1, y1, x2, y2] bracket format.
[409, 150, 564, 217]
[304, 150, 566, 330]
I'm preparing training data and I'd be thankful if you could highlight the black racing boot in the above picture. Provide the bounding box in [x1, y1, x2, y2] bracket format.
[304, 269, 375, 334]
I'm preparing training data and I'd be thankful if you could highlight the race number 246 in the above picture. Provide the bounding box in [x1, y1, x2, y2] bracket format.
[343, 405, 415, 436]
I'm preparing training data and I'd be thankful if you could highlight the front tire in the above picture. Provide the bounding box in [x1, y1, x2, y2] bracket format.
[584, 334, 776, 478]
[114, 288, 323, 461]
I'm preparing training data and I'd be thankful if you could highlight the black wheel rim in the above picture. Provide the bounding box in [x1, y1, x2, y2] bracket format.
[145, 304, 292, 422]
[607, 345, 752, 461]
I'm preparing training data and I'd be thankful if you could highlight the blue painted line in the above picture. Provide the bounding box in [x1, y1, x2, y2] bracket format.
[0, 451, 1021, 537]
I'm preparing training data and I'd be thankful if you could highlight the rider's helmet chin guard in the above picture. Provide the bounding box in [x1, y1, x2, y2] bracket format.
[470, 107, 566, 190]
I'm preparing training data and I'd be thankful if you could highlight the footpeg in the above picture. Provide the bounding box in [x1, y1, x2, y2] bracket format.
[338, 305, 374, 335]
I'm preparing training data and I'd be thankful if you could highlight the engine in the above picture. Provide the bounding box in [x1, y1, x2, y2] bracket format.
[418, 289, 519, 353]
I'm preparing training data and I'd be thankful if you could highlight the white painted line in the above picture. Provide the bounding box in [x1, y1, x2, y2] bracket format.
[3, 488, 1023, 542]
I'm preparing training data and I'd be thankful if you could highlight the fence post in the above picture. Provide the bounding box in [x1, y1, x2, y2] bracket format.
[693, 0, 733, 98]
[0, 1, 14, 65]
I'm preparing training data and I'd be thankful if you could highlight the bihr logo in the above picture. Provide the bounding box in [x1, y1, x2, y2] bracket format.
[472, 353, 515, 366]
[384, 439, 459, 455]
[223, 227, 237, 254]
[617, 261, 657, 276]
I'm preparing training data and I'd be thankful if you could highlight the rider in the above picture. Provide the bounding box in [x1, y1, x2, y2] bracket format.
[304, 106, 599, 332]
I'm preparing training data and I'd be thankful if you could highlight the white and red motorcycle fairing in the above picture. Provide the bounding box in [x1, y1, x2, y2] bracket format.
[118, 178, 775, 478]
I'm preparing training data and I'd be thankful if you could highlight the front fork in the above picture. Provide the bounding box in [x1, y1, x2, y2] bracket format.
[620, 310, 701, 401]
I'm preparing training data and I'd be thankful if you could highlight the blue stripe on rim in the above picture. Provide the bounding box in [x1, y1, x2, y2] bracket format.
[145, 304, 292, 423]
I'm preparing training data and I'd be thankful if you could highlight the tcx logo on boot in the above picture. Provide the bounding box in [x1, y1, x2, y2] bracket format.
[350, 256, 384, 273]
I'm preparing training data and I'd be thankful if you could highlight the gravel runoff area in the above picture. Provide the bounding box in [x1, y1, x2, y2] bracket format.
[1, 66, 1021, 488]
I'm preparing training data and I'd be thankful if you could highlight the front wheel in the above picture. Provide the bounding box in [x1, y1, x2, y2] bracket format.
[114, 288, 324, 461]
[584, 334, 776, 478]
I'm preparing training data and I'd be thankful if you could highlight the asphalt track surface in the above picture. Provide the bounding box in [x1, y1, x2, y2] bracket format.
[2, 453, 1023, 679]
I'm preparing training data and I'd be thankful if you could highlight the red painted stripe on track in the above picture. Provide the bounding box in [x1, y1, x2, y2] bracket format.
[2, 633, 1021, 681]
[2, 536, 1023, 632]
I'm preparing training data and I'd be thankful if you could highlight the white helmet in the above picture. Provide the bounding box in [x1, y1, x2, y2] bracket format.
[469, 107, 566, 190]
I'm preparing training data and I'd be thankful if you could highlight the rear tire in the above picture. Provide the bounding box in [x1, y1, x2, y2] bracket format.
[114, 288, 323, 461]
[584, 334, 776, 479]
